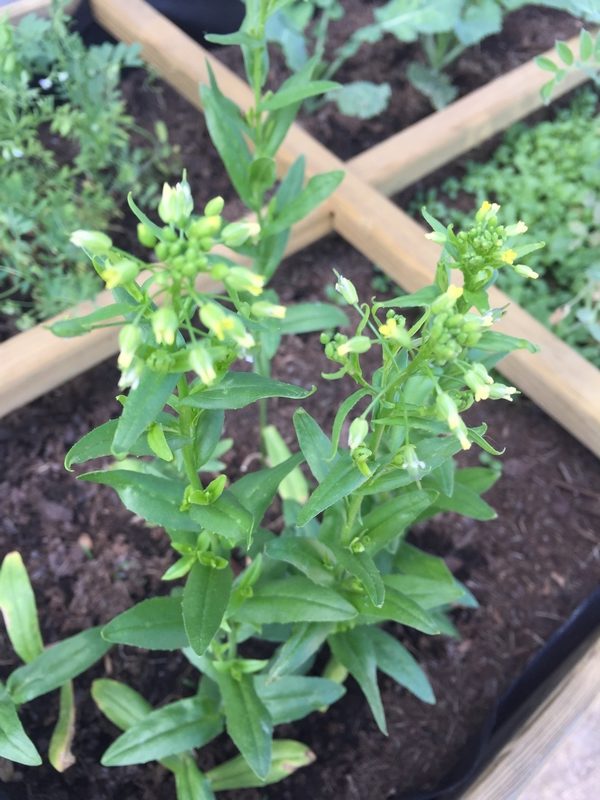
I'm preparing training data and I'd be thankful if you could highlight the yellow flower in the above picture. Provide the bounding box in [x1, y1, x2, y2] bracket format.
[501, 249, 517, 265]
[379, 318, 398, 338]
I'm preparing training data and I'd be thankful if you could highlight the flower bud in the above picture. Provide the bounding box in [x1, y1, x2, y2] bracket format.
[200, 303, 235, 341]
[436, 392, 462, 431]
[151, 306, 179, 346]
[158, 179, 193, 227]
[137, 223, 157, 248]
[431, 285, 463, 315]
[189, 344, 216, 385]
[70, 229, 112, 255]
[348, 418, 369, 451]
[251, 301, 287, 319]
[514, 264, 539, 280]
[464, 363, 494, 402]
[395, 444, 426, 480]
[101, 259, 139, 290]
[488, 383, 518, 401]
[334, 273, 358, 305]
[224, 266, 265, 297]
[378, 315, 411, 347]
[336, 336, 371, 357]
[475, 200, 500, 221]
[505, 220, 528, 236]
[118, 324, 142, 370]
[221, 220, 260, 247]
[189, 215, 222, 239]
[204, 196, 225, 216]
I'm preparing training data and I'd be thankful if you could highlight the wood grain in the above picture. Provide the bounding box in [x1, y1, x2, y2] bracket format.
[461, 634, 600, 800]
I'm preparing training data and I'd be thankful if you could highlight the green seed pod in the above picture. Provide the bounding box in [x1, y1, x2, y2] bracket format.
[204, 196, 225, 216]
[137, 223, 157, 248]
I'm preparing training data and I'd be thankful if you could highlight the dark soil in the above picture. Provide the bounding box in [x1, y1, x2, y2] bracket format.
[1, 234, 599, 800]
[215, 2, 584, 160]
[1, 5, 598, 800]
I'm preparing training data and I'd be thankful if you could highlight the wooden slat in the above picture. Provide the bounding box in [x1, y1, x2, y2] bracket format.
[461, 634, 600, 799]
[2, 0, 78, 22]
[348, 35, 585, 196]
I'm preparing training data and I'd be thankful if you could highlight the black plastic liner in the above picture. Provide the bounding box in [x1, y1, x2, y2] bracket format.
[72, 0, 244, 46]
[399, 585, 600, 800]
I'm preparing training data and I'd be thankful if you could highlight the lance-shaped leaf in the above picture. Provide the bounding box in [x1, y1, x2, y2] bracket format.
[255, 675, 345, 724]
[92, 679, 153, 730]
[329, 544, 385, 608]
[102, 597, 187, 650]
[207, 739, 314, 791]
[428, 479, 496, 521]
[367, 628, 435, 704]
[8, 628, 111, 705]
[0, 551, 43, 664]
[352, 582, 440, 635]
[48, 681, 76, 772]
[234, 576, 357, 625]
[265, 537, 336, 587]
[79, 470, 196, 532]
[328, 628, 387, 734]
[266, 171, 345, 237]
[216, 671, 272, 780]
[101, 696, 223, 766]
[189, 492, 254, 547]
[229, 453, 305, 526]
[174, 756, 216, 800]
[296, 456, 369, 527]
[268, 622, 334, 680]
[0, 683, 42, 766]
[112, 370, 178, 458]
[361, 489, 438, 554]
[183, 563, 233, 656]
[182, 372, 314, 410]
[260, 79, 340, 111]
[278, 302, 348, 336]
[293, 408, 335, 482]
[262, 426, 308, 503]
[49, 302, 132, 338]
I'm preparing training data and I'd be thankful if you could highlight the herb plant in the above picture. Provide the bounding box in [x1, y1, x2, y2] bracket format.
[0, 0, 175, 328]
[25, 0, 541, 793]
[537, 27, 600, 101]
[414, 88, 600, 365]
[0, 551, 110, 770]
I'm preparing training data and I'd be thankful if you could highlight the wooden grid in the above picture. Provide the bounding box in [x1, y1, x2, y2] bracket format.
[2, 0, 598, 461]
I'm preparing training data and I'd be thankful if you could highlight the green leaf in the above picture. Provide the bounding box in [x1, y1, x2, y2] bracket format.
[234, 576, 357, 625]
[556, 40, 574, 65]
[429, 480, 497, 521]
[189, 492, 254, 547]
[406, 61, 457, 110]
[48, 681, 76, 772]
[112, 370, 178, 458]
[455, 0, 501, 45]
[262, 425, 308, 503]
[127, 192, 167, 241]
[102, 597, 187, 650]
[0, 683, 42, 766]
[456, 466, 500, 494]
[49, 303, 131, 338]
[207, 739, 314, 791]
[79, 470, 196, 532]
[102, 696, 222, 766]
[330, 545, 385, 608]
[8, 628, 111, 704]
[329, 80, 391, 119]
[216, 671, 272, 780]
[475, 330, 538, 355]
[265, 537, 336, 586]
[229, 453, 305, 527]
[579, 28, 594, 61]
[183, 563, 232, 656]
[267, 171, 345, 237]
[255, 675, 344, 724]
[328, 628, 387, 734]
[268, 622, 334, 679]
[279, 302, 348, 335]
[174, 757, 216, 800]
[367, 628, 435, 703]
[293, 408, 335, 483]
[297, 456, 369, 527]
[361, 490, 438, 554]
[195, 410, 226, 469]
[0, 551, 43, 663]
[353, 581, 440, 634]
[536, 54, 559, 73]
[92, 679, 153, 730]
[375, 0, 462, 40]
[147, 422, 174, 462]
[261, 79, 340, 110]
[374, 285, 439, 310]
[201, 64, 253, 207]
[183, 372, 314, 409]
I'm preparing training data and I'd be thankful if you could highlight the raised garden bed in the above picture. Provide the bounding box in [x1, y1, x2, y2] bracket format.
[1, 1, 599, 798]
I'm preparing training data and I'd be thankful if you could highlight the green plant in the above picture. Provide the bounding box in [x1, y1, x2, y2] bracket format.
[0, 551, 110, 769]
[413, 88, 600, 365]
[37, 1, 541, 793]
[537, 27, 600, 101]
[0, 0, 176, 328]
